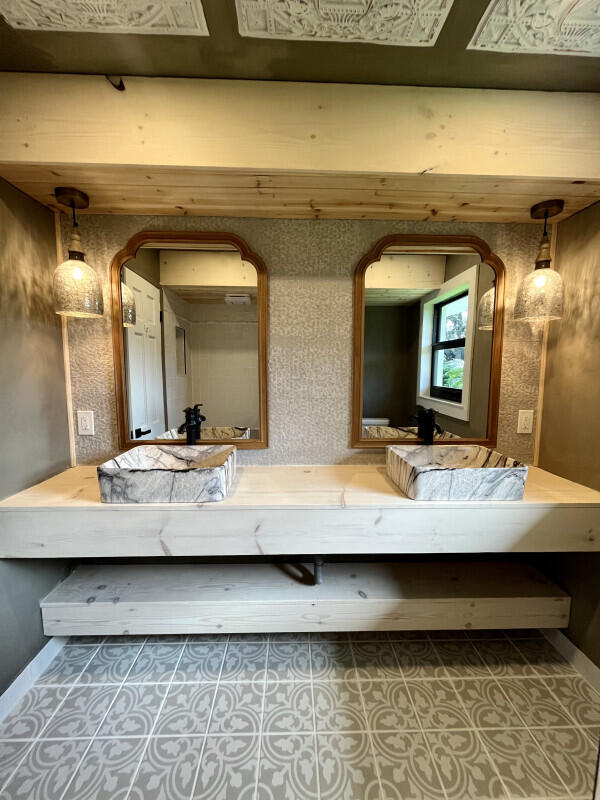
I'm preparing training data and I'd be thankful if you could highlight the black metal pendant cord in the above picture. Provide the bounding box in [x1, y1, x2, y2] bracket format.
[71, 201, 78, 229]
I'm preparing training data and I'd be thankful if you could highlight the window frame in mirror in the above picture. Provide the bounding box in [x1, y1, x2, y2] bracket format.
[110, 230, 268, 450]
[351, 234, 505, 449]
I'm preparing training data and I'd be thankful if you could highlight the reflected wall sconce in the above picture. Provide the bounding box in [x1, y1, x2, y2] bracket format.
[121, 281, 136, 327]
[513, 199, 564, 322]
[53, 187, 104, 319]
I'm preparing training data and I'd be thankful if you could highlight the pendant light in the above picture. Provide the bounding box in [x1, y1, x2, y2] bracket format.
[477, 280, 495, 331]
[121, 281, 136, 327]
[513, 199, 564, 322]
[53, 187, 104, 319]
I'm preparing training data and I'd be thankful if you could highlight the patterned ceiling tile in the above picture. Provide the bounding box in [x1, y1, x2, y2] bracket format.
[468, 0, 600, 57]
[0, 0, 209, 35]
[235, 0, 455, 46]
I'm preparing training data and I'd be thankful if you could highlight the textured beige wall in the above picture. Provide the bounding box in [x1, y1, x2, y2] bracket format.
[61, 215, 543, 465]
[538, 201, 600, 668]
[0, 179, 70, 691]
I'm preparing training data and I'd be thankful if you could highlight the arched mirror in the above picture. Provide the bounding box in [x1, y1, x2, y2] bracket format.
[352, 235, 505, 448]
[111, 231, 268, 450]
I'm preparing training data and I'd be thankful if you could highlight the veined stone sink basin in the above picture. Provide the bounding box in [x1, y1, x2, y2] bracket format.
[98, 445, 236, 504]
[386, 445, 528, 501]
[365, 425, 460, 440]
[161, 426, 250, 440]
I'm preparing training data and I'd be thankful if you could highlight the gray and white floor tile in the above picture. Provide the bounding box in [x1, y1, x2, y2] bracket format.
[0, 629, 598, 800]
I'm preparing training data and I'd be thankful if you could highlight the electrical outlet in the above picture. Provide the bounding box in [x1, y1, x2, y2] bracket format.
[517, 409, 534, 434]
[77, 410, 95, 436]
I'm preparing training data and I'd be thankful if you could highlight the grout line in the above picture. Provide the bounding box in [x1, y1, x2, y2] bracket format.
[307, 629, 322, 800]
[473, 637, 577, 800]
[188, 634, 229, 800]
[448, 667, 513, 800]
[32, 670, 588, 688]
[5, 723, 598, 743]
[430, 637, 496, 681]
[468, 638, 514, 681]
[117, 636, 190, 800]
[388, 639, 450, 800]
[0, 641, 102, 796]
[349, 640, 385, 800]
[252, 636, 270, 800]
[519, 727, 576, 800]
[55, 639, 147, 800]
[33, 668, 588, 687]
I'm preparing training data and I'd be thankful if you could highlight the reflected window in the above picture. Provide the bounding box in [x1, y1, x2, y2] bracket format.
[431, 291, 468, 402]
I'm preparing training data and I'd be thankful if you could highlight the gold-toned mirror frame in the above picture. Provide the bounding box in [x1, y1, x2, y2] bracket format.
[111, 230, 268, 450]
[352, 234, 505, 449]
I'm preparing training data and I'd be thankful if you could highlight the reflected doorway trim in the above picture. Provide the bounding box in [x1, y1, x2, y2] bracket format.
[110, 230, 269, 450]
[351, 234, 505, 449]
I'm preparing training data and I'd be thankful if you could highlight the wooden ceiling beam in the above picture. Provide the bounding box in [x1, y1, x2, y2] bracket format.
[0, 74, 598, 221]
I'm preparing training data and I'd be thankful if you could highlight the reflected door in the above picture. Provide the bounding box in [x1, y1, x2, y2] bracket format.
[123, 267, 165, 439]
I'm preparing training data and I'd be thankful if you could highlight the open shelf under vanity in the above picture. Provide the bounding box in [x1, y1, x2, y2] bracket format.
[41, 561, 570, 637]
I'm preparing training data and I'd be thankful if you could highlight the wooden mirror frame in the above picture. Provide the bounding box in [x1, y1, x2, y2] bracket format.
[111, 230, 268, 450]
[351, 234, 505, 449]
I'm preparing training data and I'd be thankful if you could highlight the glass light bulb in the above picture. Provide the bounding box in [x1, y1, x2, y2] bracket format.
[477, 286, 495, 331]
[121, 281, 136, 327]
[53, 257, 104, 318]
[514, 267, 563, 322]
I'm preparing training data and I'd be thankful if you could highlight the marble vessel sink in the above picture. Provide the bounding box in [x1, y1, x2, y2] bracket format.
[98, 445, 236, 504]
[161, 426, 250, 440]
[387, 445, 528, 501]
[365, 425, 459, 440]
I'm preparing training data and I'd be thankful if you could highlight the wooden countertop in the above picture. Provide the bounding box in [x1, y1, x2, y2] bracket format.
[0, 465, 598, 558]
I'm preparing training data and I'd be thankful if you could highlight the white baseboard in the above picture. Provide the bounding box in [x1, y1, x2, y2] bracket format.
[542, 628, 600, 693]
[0, 637, 67, 723]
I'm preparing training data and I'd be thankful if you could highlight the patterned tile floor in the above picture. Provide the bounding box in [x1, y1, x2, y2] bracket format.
[0, 630, 599, 800]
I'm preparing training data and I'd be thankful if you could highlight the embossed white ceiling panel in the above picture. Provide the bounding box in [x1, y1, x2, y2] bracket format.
[235, 0, 455, 46]
[468, 0, 600, 57]
[0, 0, 209, 35]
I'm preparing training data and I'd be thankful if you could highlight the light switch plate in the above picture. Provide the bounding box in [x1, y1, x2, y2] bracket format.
[77, 410, 95, 436]
[517, 409, 534, 434]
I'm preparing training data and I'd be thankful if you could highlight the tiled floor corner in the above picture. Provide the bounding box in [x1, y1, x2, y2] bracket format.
[0, 629, 598, 800]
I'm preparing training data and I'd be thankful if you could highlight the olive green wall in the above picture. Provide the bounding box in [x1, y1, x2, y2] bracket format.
[0, 178, 70, 692]
[539, 203, 600, 490]
[1, 0, 598, 92]
[539, 201, 600, 668]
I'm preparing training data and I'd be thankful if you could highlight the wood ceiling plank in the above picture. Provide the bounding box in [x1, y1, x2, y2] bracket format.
[8, 176, 596, 222]
[3, 164, 599, 198]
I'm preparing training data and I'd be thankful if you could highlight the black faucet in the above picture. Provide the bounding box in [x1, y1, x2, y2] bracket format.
[178, 407, 197, 445]
[413, 406, 442, 445]
[193, 404, 206, 441]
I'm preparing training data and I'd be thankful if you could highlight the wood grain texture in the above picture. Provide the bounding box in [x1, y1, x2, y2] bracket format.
[40, 562, 571, 635]
[1, 75, 598, 177]
[1, 74, 599, 222]
[110, 231, 268, 451]
[3, 166, 599, 223]
[351, 234, 505, 449]
[1, 465, 598, 559]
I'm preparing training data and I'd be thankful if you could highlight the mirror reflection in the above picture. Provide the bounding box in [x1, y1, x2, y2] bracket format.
[121, 243, 260, 442]
[362, 245, 496, 441]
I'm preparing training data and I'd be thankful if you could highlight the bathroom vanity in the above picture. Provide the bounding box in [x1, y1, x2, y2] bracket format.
[0, 464, 598, 637]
